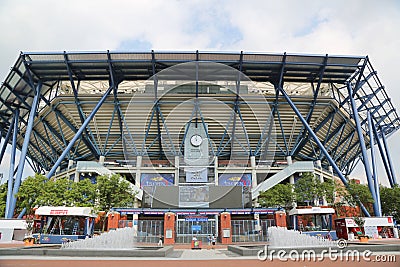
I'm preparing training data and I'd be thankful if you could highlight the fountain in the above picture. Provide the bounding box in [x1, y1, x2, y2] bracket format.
[228, 227, 339, 256]
[61, 227, 136, 250]
[267, 226, 337, 248]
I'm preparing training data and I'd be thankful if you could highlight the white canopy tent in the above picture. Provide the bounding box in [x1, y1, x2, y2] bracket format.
[35, 206, 97, 217]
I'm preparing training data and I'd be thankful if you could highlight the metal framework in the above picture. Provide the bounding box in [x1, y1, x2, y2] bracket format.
[1, 51, 399, 218]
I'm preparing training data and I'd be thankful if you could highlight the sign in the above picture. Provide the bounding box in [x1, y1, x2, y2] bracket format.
[179, 186, 209, 208]
[228, 209, 252, 215]
[364, 226, 379, 238]
[218, 173, 251, 186]
[223, 229, 231, 238]
[49, 210, 69, 215]
[185, 167, 208, 183]
[166, 229, 173, 239]
[185, 216, 208, 222]
[345, 218, 358, 227]
[140, 173, 174, 187]
[192, 225, 202, 231]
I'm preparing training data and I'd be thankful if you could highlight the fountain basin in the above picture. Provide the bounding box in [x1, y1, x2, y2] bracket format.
[0, 245, 173, 257]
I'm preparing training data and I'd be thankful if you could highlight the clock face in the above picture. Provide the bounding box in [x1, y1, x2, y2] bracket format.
[190, 134, 203, 147]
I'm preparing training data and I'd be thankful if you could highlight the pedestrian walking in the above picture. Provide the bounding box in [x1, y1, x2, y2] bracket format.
[158, 235, 163, 246]
[211, 234, 216, 249]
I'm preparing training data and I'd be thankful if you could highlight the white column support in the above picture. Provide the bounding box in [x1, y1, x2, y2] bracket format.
[214, 156, 218, 185]
[99, 155, 105, 165]
[68, 160, 74, 169]
[287, 156, 294, 184]
[251, 156, 257, 188]
[287, 156, 296, 207]
[315, 160, 327, 206]
[136, 155, 142, 188]
[175, 156, 179, 186]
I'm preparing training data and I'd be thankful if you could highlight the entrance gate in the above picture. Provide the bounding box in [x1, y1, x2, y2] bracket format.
[136, 220, 164, 243]
[175, 216, 216, 243]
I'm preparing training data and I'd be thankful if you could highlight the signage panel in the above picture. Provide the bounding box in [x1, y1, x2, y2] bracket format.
[218, 173, 251, 186]
[185, 167, 208, 183]
[140, 173, 174, 187]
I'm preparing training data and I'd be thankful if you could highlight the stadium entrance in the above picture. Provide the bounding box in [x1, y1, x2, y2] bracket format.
[110, 208, 284, 244]
[176, 215, 217, 243]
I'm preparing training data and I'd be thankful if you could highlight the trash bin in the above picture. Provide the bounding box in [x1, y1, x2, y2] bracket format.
[191, 240, 202, 249]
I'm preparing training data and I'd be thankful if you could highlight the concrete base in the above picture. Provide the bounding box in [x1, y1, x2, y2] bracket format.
[228, 243, 400, 256]
[0, 245, 174, 257]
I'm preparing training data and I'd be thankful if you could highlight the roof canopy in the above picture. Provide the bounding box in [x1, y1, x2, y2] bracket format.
[289, 207, 335, 215]
[35, 206, 96, 217]
[0, 51, 399, 175]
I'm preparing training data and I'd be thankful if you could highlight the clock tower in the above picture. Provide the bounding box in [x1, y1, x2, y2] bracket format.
[184, 122, 209, 166]
[184, 122, 209, 182]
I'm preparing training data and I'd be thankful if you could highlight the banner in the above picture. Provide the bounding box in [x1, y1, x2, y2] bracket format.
[140, 173, 174, 187]
[218, 173, 251, 186]
[185, 167, 208, 183]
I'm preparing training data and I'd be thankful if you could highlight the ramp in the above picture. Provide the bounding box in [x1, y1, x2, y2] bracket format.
[76, 161, 143, 200]
[252, 161, 314, 199]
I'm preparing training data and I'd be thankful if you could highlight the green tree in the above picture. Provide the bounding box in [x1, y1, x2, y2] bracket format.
[380, 185, 400, 222]
[258, 183, 295, 210]
[38, 177, 74, 206]
[343, 180, 374, 216]
[0, 182, 8, 218]
[320, 179, 336, 205]
[294, 172, 321, 206]
[14, 173, 135, 229]
[16, 173, 48, 215]
[65, 178, 96, 207]
[96, 174, 135, 212]
[96, 174, 136, 231]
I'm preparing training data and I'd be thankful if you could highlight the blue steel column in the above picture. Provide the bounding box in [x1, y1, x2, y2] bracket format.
[372, 123, 394, 187]
[5, 109, 19, 218]
[380, 127, 398, 185]
[278, 85, 371, 217]
[367, 112, 381, 216]
[0, 113, 16, 165]
[46, 85, 114, 178]
[346, 82, 379, 216]
[8, 82, 42, 217]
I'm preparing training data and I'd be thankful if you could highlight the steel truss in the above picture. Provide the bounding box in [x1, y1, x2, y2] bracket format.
[0, 51, 399, 218]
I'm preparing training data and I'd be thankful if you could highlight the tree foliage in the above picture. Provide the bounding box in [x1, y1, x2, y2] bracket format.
[380, 185, 400, 222]
[342, 179, 374, 215]
[10, 173, 135, 217]
[259, 183, 294, 210]
[0, 182, 8, 218]
[258, 172, 337, 209]
[16, 174, 48, 215]
[96, 174, 135, 212]
[294, 172, 321, 205]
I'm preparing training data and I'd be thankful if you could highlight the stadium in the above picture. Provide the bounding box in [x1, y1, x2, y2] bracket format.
[0, 51, 399, 244]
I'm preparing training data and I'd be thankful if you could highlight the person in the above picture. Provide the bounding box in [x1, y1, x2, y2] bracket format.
[158, 235, 163, 246]
[192, 235, 199, 249]
[207, 235, 211, 248]
[211, 234, 216, 249]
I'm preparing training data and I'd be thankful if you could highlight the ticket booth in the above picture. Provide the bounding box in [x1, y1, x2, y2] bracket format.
[335, 216, 395, 240]
[33, 206, 97, 244]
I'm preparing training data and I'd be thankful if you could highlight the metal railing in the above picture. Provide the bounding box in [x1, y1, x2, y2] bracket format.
[231, 219, 274, 242]
[135, 220, 164, 243]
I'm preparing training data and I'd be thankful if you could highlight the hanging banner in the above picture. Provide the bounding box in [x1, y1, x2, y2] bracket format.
[218, 173, 251, 186]
[140, 173, 174, 187]
[185, 167, 208, 183]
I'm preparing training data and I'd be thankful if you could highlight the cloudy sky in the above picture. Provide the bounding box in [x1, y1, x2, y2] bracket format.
[0, 0, 399, 185]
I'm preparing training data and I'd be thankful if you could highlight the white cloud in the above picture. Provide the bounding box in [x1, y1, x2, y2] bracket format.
[0, 0, 399, 186]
